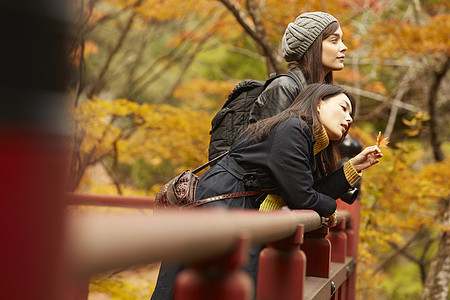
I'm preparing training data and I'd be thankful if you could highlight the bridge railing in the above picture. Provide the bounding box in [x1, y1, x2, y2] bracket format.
[67, 193, 359, 300]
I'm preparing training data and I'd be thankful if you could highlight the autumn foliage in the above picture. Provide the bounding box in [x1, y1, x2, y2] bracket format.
[72, 97, 213, 195]
[354, 129, 450, 298]
[69, 0, 449, 298]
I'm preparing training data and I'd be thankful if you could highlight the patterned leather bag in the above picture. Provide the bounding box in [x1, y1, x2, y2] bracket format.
[155, 170, 199, 208]
[154, 152, 270, 209]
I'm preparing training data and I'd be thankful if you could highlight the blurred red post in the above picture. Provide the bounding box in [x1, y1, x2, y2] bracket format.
[256, 225, 306, 300]
[0, 1, 71, 299]
[0, 126, 69, 300]
[174, 235, 254, 300]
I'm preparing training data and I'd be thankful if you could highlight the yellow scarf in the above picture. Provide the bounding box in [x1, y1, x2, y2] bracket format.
[259, 126, 329, 211]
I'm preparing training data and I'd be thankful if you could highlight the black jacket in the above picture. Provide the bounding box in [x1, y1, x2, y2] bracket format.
[249, 67, 307, 122]
[196, 118, 353, 217]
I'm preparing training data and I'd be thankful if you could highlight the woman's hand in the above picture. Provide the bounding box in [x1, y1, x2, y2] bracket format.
[322, 210, 338, 228]
[351, 145, 383, 172]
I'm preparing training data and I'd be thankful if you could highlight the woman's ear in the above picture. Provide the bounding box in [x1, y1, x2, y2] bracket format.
[317, 100, 322, 113]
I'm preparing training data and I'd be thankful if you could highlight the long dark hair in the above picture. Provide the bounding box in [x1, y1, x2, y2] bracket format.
[288, 21, 340, 84]
[244, 83, 356, 179]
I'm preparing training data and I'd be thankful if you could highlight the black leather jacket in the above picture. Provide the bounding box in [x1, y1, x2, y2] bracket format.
[249, 67, 307, 122]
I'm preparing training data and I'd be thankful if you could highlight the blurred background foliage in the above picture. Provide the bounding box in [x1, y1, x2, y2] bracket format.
[68, 0, 449, 299]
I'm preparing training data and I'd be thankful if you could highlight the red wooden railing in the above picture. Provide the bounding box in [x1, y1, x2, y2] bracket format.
[66, 194, 360, 300]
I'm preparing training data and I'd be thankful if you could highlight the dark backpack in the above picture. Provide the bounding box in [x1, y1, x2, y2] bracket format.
[207, 71, 303, 162]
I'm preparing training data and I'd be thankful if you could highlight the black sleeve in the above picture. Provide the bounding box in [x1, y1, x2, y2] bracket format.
[313, 167, 352, 199]
[267, 120, 337, 216]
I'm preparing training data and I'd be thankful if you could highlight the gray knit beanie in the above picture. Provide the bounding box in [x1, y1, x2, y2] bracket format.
[282, 12, 338, 62]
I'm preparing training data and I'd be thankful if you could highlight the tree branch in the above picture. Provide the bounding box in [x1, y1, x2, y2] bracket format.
[155, 35, 210, 104]
[126, 20, 204, 99]
[211, 38, 264, 60]
[246, 0, 283, 73]
[385, 67, 416, 137]
[219, 0, 284, 74]
[218, 0, 258, 40]
[100, 140, 123, 195]
[82, 8, 129, 36]
[121, 28, 153, 93]
[340, 84, 420, 115]
[373, 230, 424, 274]
[87, 0, 143, 98]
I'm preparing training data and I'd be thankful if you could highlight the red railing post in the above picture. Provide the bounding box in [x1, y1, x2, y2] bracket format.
[301, 227, 330, 278]
[173, 235, 254, 300]
[343, 213, 357, 300]
[345, 214, 357, 259]
[327, 218, 347, 263]
[338, 200, 360, 300]
[256, 225, 306, 300]
[328, 219, 347, 300]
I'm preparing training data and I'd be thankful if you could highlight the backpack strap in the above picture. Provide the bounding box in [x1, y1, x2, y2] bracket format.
[283, 68, 307, 89]
[262, 73, 284, 88]
[192, 150, 229, 174]
[262, 68, 307, 91]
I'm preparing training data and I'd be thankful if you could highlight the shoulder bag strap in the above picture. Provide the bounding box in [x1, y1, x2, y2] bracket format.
[187, 188, 277, 208]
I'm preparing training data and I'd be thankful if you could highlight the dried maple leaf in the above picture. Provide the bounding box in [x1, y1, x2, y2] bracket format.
[376, 131, 390, 148]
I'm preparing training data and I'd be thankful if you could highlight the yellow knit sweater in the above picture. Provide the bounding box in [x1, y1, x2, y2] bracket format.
[259, 126, 361, 213]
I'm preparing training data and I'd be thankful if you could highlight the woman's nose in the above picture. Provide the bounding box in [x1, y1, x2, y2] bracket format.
[346, 114, 353, 124]
[341, 41, 348, 52]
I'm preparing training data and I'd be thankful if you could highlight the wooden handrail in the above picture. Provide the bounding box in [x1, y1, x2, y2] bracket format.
[66, 193, 155, 208]
[66, 195, 358, 299]
[66, 209, 324, 277]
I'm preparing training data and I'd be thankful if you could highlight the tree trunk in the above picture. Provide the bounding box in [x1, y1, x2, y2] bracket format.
[428, 57, 449, 162]
[421, 199, 450, 300]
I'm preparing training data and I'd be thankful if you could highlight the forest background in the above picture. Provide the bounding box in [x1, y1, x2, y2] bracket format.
[68, 0, 450, 299]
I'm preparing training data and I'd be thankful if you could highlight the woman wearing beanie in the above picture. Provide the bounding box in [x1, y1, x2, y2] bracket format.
[250, 11, 347, 121]
[151, 84, 382, 300]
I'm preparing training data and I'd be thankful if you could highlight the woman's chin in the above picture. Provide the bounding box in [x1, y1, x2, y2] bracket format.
[329, 132, 343, 141]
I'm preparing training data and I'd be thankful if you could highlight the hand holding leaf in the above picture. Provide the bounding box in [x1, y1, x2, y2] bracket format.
[352, 145, 384, 172]
[349, 132, 387, 172]
[376, 131, 390, 148]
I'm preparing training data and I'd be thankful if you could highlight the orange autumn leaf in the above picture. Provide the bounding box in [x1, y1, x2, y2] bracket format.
[376, 131, 390, 148]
